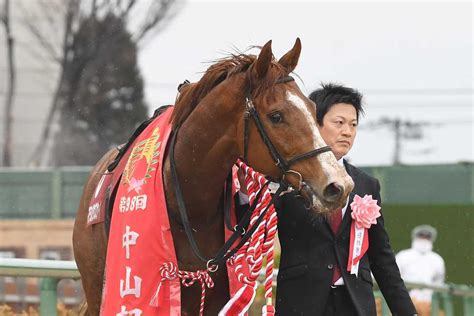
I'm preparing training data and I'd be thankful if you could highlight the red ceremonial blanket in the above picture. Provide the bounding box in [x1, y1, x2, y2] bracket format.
[100, 107, 243, 315]
[101, 107, 181, 315]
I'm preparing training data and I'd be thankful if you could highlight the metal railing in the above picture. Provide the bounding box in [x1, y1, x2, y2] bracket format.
[1, 259, 473, 316]
[0, 258, 80, 315]
[374, 281, 474, 316]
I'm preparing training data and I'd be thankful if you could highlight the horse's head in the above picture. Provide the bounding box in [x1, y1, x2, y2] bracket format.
[240, 39, 354, 215]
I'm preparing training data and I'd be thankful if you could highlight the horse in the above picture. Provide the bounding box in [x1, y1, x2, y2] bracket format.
[72, 38, 354, 315]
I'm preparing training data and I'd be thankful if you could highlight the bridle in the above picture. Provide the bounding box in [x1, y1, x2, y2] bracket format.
[169, 75, 332, 270]
[242, 75, 331, 191]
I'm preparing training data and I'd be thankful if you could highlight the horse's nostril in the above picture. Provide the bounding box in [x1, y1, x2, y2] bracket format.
[323, 182, 343, 202]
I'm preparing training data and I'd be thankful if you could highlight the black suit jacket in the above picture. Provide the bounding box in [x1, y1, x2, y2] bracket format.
[275, 160, 416, 316]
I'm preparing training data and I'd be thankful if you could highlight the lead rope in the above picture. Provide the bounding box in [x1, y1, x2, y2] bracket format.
[220, 159, 278, 315]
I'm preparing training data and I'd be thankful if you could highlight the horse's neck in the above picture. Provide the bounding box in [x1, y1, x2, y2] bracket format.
[165, 83, 243, 225]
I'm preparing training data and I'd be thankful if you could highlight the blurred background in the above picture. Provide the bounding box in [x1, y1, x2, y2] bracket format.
[0, 0, 472, 315]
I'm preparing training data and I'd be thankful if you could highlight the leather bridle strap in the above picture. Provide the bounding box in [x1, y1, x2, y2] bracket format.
[243, 76, 332, 172]
[243, 110, 251, 160]
[169, 130, 208, 263]
[286, 146, 333, 166]
[209, 183, 285, 266]
[223, 173, 234, 232]
[168, 74, 332, 267]
[243, 76, 294, 163]
[224, 171, 268, 233]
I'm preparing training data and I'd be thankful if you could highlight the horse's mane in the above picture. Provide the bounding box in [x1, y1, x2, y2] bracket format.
[171, 52, 287, 130]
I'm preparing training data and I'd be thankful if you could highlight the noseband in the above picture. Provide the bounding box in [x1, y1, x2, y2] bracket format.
[243, 75, 332, 191]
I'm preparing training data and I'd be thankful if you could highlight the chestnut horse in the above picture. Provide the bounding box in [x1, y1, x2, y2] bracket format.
[73, 39, 354, 315]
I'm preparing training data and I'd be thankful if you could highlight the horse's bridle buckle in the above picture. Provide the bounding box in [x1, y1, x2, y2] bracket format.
[283, 169, 304, 191]
[206, 260, 219, 273]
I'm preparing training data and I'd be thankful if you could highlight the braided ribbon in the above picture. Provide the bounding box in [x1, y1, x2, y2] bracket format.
[152, 160, 277, 316]
[220, 159, 278, 315]
[150, 262, 214, 316]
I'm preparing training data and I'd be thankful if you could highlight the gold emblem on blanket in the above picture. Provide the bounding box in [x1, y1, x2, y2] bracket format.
[121, 127, 161, 186]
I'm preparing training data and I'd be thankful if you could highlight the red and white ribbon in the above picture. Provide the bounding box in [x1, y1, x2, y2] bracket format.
[220, 159, 278, 316]
[346, 194, 381, 276]
[150, 262, 214, 316]
[347, 224, 369, 276]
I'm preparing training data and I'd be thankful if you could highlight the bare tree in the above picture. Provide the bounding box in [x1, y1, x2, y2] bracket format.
[54, 13, 149, 165]
[20, 0, 179, 166]
[1, 0, 16, 166]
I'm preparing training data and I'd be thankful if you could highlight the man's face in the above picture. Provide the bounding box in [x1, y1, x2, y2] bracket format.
[317, 103, 358, 160]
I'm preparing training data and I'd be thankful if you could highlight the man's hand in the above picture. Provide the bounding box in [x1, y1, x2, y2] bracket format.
[238, 169, 248, 195]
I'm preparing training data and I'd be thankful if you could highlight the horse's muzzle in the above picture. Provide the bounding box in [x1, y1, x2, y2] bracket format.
[298, 181, 348, 214]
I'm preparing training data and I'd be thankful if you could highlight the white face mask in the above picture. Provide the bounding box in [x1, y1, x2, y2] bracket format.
[412, 238, 433, 254]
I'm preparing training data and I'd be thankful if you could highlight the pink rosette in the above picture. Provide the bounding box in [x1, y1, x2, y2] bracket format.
[350, 194, 381, 229]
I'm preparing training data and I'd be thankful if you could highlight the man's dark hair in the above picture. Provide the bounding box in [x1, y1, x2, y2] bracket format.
[308, 83, 364, 125]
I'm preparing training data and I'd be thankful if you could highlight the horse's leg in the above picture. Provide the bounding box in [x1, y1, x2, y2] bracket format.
[73, 149, 118, 316]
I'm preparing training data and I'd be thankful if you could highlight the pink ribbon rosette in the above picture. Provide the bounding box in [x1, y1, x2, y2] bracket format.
[351, 194, 381, 229]
[347, 194, 381, 276]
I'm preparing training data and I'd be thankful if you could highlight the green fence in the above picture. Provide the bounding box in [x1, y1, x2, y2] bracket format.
[0, 163, 472, 219]
[0, 167, 90, 219]
[362, 163, 473, 204]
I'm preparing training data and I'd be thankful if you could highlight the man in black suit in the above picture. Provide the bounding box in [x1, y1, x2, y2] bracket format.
[275, 83, 417, 316]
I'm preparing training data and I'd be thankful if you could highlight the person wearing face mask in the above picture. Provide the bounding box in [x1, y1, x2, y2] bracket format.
[396, 225, 445, 303]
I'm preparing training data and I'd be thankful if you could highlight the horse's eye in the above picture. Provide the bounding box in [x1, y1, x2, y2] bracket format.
[268, 112, 283, 124]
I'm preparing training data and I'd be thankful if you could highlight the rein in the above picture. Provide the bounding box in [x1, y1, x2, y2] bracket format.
[169, 130, 283, 270]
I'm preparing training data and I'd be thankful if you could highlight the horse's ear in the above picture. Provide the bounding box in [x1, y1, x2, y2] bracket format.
[278, 38, 302, 74]
[253, 40, 273, 80]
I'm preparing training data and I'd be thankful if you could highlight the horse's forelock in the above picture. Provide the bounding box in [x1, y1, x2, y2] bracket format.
[249, 62, 288, 99]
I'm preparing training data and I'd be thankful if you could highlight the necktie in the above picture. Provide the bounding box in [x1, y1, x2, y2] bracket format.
[330, 208, 343, 284]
